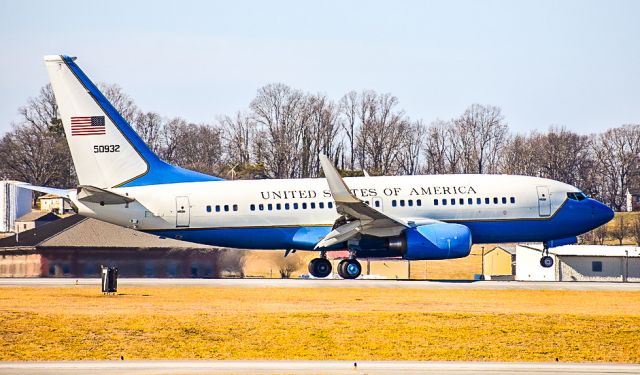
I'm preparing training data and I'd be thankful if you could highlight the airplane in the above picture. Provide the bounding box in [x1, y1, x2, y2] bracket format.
[16, 55, 614, 279]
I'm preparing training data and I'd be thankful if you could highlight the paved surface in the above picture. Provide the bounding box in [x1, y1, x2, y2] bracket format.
[1, 278, 640, 290]
[0, 361, 639, 375]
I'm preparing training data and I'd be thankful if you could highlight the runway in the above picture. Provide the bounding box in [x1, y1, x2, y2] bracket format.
[1, 278, 639, 290]
[0, 361, 639, 375]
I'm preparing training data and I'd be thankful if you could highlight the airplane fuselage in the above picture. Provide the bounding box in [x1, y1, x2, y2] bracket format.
[69, 173, 613, 251]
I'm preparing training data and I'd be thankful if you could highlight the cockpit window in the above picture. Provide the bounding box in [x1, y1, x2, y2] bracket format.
[567, 192, 588, 201]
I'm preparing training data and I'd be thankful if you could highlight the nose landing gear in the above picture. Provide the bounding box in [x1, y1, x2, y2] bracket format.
[540, 243, 554, 268]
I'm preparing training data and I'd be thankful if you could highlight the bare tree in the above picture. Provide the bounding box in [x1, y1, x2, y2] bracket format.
[398, 120, 425, 175]
[220, 111, 255, 167]
[267, 252, 304, 278]
[218, 249, 247, 278]
[354, 91, 410, 175]
[98, 83, 139, 124]
[609, 215, 628, 245]
[422, 120, 450, 174]
[339, 91, 359, 170]
[250, 83, 311, 178]
[134, 111, 164, 153]
[592, 125, 640, 210]
[631, 217, 640, 246]
[592, 225, 609, 245]
[0, 85, 75, 187]
[452, 104, 508, 174]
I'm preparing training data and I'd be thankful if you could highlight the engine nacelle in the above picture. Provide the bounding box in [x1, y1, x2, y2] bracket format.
[389, 223, 472, 260]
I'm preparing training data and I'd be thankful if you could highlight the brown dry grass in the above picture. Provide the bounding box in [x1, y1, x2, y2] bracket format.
[1, 286, 640, 362]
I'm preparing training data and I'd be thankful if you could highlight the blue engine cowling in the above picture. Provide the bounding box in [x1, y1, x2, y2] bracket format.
[396, 223, 472, 260]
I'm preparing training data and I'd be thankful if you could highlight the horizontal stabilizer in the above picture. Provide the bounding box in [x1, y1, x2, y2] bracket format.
[10, 181, 71, 198]
[76, 185, 135, 205]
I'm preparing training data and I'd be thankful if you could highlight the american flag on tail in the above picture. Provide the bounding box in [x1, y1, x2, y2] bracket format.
[71, 116, 106, 136]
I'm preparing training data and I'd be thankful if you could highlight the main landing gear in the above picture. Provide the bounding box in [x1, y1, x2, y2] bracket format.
[540, 244, 554, 268]
[308, 252, 332, 278]
[337, 258, 362, 279]
[307, 251, 363, 279]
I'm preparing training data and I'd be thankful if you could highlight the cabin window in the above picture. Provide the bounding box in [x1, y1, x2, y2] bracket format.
[285, 203, 290, 210]
[416, 199, 422, 207]
[392, 200, 397, 207]
[319, 202, 325, 209]
[408, 200, 413, 207]
[459, 198, 464, 205]
[485, 198, 490, 204]
[302, 202, 307, 209]
[206, 205, 212, 213]
[250, 204, 255, 211]
[477, 198, 482, 204]
[450, 198, 455, 205]
[259, 204, 264, 211]
[375, 200, 381, 208]
[267, 204, 273, 211]
[468, 198, 473, 205]
[510, 197, 516, 204]
[310, 202, 316, 209]
[400, 200, 405, 207]
[276, 203, 281, 210]
[434, 199, 439, 206]
[216, 205, 221, 212]
[592, 261, 603, 272]
[502, 197, 507, 204]
[233, 204, 238, 212]
[224, 205, 229, 212]
[493, 197, 498, 204]
[328, 202, 334, 209]
[442, 199, 447, 206]
[293, 203, 299, 209]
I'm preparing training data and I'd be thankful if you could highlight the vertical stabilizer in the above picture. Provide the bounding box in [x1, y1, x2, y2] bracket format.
[44, 55, 221, 188]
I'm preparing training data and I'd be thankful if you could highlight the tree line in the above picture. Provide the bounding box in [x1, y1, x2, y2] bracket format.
[1, 83, 639, 212]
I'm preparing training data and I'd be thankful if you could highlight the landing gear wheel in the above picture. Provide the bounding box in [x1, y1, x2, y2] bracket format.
[337, 259, 362, 279]
[308, 258, 332, 278]
[540, 255, 554, 268]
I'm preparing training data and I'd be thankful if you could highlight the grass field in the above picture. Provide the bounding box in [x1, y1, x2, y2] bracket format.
[1, 286, 640, 363]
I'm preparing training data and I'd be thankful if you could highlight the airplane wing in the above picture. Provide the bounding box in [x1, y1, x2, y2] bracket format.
[316, 155, 410, 248]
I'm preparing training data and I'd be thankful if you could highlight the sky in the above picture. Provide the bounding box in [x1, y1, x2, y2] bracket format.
[0, 0, 639, 135]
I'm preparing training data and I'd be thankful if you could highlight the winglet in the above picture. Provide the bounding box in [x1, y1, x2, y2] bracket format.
[319, 155, 360, 203]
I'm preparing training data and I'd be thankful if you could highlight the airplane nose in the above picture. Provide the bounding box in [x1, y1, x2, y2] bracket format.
[591, 199, 614, 225]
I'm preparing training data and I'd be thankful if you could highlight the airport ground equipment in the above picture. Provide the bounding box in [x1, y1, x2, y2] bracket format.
[101, 266, 118, 293]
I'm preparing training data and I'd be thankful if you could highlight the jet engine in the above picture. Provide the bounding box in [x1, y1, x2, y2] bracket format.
[388, 223, 472, 260]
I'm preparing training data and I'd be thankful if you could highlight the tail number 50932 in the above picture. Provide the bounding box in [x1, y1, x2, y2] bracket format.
[93, 145, 120, 153]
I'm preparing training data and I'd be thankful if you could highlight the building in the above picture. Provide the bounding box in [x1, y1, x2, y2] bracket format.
[482, 245, 515, 280]
[0, 215, 243, 278]
[14, 211, 59, 234]
[0, 181, 32, 233]
[516, 244, 640, 282]
[37, 193, 73, 214]
[627, 189, 640, 212]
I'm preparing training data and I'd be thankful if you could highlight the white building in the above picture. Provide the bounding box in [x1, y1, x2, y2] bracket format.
[627, 189, 640, 212]
[0, 182, 32, 233]
[516, 244, 640, 282]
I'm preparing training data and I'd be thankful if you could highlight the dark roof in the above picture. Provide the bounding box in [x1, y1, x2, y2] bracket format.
[0, 215, 213, 250]
[16, 211, 60, 223]
[0, 215, 84, 247]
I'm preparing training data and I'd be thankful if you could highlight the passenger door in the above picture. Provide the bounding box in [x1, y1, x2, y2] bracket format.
[536, 186, 551, 217]
[175, 196, 190, 227]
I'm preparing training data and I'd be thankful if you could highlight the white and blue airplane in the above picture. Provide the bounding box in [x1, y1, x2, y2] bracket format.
[19, 55, 614, 279]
